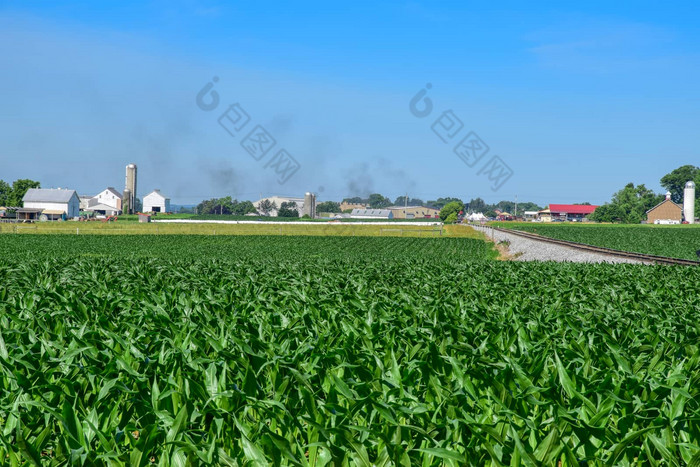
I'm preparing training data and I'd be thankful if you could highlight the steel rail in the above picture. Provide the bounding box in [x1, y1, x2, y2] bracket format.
[492, 227, 700, 266]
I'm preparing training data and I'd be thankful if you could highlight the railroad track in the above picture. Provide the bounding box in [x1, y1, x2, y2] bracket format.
[491, 227, 700, 266]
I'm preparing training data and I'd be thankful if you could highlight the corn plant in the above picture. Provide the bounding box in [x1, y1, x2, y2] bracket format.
[0, 236, 698, 465]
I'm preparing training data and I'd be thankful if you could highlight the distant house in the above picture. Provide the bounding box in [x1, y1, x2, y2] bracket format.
[538, 208, 551, 222]
[523, 210, 539, 221]
[143, 189, 171, 213]
[85, 187, 123, 216]
[646, 192, 682, 224]
[94, 187, 122, 211]
[21, 188, 80, 220]
[350, 209, 393, 219]
[387, 206, 440, 219]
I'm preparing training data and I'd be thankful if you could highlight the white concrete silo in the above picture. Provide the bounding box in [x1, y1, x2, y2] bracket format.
[684, 181, 695, 224]
[125, 164, 137, 214]
[303, 192, 316, 218]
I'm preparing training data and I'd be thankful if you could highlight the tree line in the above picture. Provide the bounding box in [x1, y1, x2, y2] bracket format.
[340, 194, 542, 214]
[0, 179, 41, 207]
[590, 165, 700, 223]
[195, 197, 257, 215]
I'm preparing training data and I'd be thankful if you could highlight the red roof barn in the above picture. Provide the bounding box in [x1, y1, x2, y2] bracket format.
[548, 204, 598, 221]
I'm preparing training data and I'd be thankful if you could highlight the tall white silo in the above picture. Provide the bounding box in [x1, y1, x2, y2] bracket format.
[303, 192, 316, 218]
[125, 164, 137, 214]
[122, 188, 132, 214]
[684, 181, 695, 224]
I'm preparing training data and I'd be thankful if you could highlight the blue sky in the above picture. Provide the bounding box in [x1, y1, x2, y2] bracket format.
[2, 1, 699, 206]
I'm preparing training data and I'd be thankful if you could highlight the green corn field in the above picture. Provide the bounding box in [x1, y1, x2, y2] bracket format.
[0, 235, 699, 465]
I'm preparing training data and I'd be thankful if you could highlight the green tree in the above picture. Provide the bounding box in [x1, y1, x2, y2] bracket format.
[439, 200, 464, 221]
[233, 200, 256, 215]
[591, 183, 663, 224]
[214, 196, 235, 215]
[342, 196, 365, 204]
[316, 201, 341, 213]
[393, 196, 424, 207]
[367, 193, 391, 209]
[660, 165, 700, 204]
[277, 201, 299, 217]
[466, 197, 487, 213]
[589, 204, 625, 223]
[0, 180, 11, 206]
[258, 199, 276, 216]
[196, 197, 242, 215]
[9, 179, 40, 206]
[427, 197, 463, 210]
[514, 202, 542, 213]
[444, 212, 458, 224]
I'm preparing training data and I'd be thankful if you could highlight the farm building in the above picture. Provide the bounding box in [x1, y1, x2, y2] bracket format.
[387, 206, 440, 219]
[544, 204, 599, 222]
[22, 188, 80, 220]
[93, 187, 122, 211]
[350, 209, 394, 219]
[254, 196, 305, 216]
[646, 192, 682, 224]
[79, 195, 92, 210]
[340, 202, 367, 212]
[143, 189, 171, 213]
[84, 187, 123, 216]
[523, 210, 539, 221]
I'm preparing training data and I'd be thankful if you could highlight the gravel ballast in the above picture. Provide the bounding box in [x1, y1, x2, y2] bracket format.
[472, 225, 648, 264]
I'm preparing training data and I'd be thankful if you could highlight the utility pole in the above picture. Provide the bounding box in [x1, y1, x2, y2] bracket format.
[514, 195, 518, 218]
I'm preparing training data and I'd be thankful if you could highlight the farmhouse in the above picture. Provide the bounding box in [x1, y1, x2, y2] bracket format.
[646, 192, 682, 224]
[21, 188, 80, 220]
[143, 189, 171, 213]
[84, 187, 123, 216]
[387, 206, 440, 219]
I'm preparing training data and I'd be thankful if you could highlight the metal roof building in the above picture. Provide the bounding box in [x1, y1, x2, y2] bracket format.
[543, 204, 599, 222]
[22, 188, 80, 219]
[350, 209, 394, 219]
[143, 189, 171, 213]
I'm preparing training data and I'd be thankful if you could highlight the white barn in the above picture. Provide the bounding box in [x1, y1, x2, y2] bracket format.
[143, 189, 171, 213]
[85, 187, 123, 216]
[22, 188, 80, 219]
[93, 187, 122, 211]
[253, 196, 305, 216]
